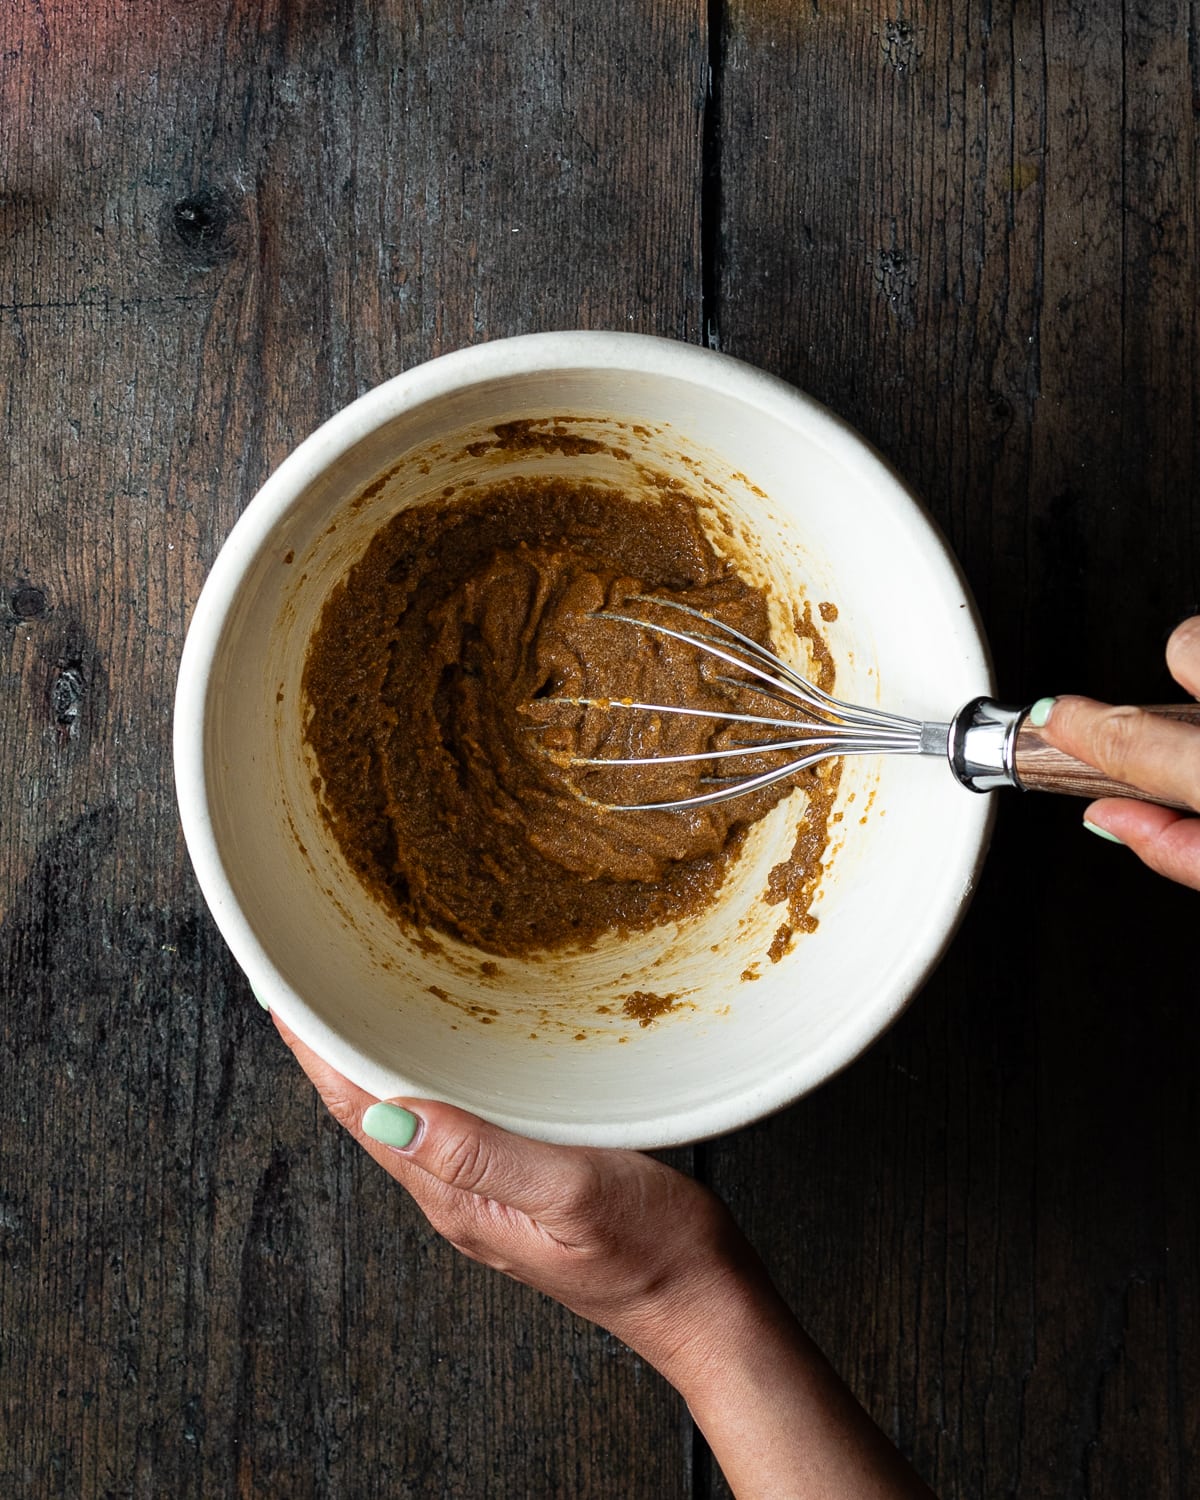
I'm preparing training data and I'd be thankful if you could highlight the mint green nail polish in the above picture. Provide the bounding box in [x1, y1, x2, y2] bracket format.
[251, 988, 270, 1010]
[1084, 820, 1125, 846]
[363, 1103, 419, 1150]
[1029, 696, 1057, 728]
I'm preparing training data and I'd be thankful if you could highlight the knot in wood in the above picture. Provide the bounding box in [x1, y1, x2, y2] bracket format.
[10, 584, 47, 619]
[167, 188, 238, 268]
[51, 663, 85, 727]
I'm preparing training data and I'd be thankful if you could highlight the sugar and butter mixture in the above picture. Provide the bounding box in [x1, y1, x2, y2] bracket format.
[302, 473, 839, 957]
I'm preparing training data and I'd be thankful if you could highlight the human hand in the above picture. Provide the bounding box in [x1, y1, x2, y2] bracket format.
[1039, 616, 1200, 890]
[275, 1015, 936, 1498]
[272, 1015, 753, 1372]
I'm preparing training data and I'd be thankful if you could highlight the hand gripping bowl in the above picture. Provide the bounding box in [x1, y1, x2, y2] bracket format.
[174, 332, 994, 1149]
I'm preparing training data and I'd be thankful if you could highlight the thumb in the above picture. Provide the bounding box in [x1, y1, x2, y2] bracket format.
[364, 1095, 607, 1227]
[273, 1013, 602, 1222]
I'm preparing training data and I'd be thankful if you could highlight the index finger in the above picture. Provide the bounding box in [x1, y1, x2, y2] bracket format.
[1042, 697, 1200, 813]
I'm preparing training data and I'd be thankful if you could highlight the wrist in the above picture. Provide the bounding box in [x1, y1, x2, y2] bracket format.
[655, 1261, 793, 1401]
[628, 1261, 938, 1500]
[612, 1238, 781, 1392]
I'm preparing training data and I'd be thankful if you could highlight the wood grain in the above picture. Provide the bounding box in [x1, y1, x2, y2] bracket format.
[0, 2, 705, 1496]
[715, 4, 1198, 1498]
[3, 1, 1199, 1497]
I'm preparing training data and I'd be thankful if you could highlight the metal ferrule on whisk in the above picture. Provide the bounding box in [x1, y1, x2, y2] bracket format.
[946, 698, 1024, 793]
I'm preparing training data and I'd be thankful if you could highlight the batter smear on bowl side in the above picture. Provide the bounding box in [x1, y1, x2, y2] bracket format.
[302, 475, 840, 957]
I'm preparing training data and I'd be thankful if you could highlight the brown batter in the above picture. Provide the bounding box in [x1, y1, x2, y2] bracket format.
[302, 474, 838, 956]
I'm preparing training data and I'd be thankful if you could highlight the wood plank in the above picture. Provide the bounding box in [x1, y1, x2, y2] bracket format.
[0, 2, 705, 1495]
[715, 3, 1198, 1497]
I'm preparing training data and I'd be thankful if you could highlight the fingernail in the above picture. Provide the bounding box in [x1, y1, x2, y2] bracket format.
[251, 988, 270, 1011]
[1084, 819, 1125, 846]
[1028, 696, 1057, 728]
[363, 1102, 420, 1150]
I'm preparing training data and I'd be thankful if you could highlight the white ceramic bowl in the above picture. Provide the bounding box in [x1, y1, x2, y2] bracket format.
[174, 332, 993, 1148]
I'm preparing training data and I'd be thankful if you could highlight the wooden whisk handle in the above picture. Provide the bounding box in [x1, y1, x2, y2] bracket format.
[1013, 703, 1200, 809]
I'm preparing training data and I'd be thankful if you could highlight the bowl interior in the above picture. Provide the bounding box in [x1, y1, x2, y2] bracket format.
[180, 343, 993, 1147]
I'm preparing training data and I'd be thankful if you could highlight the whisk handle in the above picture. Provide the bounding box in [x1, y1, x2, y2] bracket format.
[1012, 703, 1200, 809]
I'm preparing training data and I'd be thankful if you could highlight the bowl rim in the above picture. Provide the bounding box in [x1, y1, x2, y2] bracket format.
[173, 330, 995, 1147]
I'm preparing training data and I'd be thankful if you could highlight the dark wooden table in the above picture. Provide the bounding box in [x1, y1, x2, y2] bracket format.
[3, 4, 1197, 1496]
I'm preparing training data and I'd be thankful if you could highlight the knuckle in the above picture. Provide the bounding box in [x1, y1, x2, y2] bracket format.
[322, 1088, 364, 1133]
[435, 1128, 492, 1194]
[1090, 705, 1147, 778]
[1148, 821, 1200, 889]
[424, 1198, 503, 1267]
[558, 1162, 605, 1226]
[1140, 846, 1196, 890]
[422, 1196, 472, 1245]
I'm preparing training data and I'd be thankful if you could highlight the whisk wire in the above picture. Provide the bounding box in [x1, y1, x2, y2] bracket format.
[570, 733, 919, 770]
[614, 596, 924, 736]
[534, 594, 944, 811]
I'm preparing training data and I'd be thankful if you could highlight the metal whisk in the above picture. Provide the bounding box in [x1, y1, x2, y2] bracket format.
[539, 595, 1196, 812]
